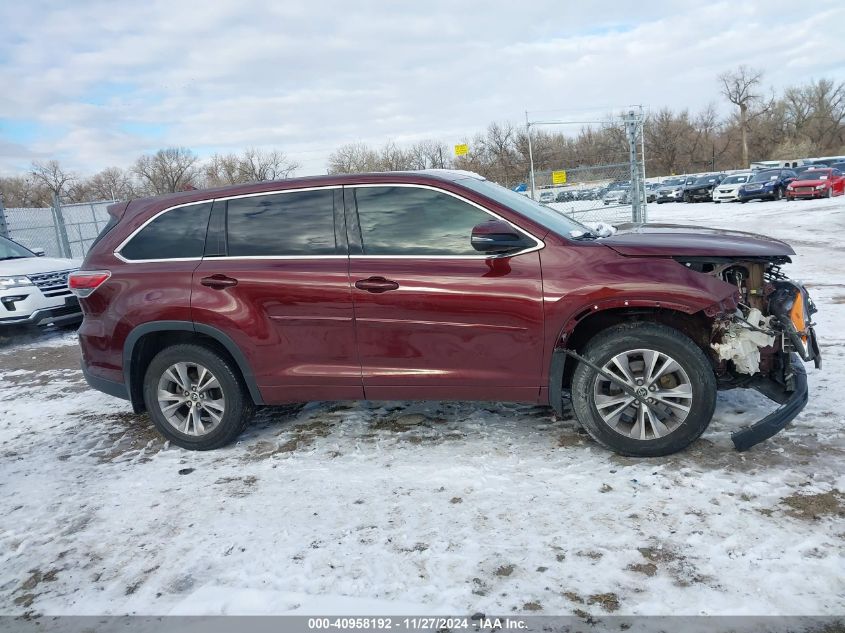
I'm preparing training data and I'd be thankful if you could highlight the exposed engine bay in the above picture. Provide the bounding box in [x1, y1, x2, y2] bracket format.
[676, 256, 821, 450]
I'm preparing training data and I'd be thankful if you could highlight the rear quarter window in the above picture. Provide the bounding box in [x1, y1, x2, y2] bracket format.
[119, 202, 212, 261]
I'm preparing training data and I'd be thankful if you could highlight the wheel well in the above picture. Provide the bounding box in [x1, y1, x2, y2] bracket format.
[127, 331, 249, 412]
[560, 307, 715, 388]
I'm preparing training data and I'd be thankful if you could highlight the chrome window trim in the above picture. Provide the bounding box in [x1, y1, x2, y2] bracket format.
[347, 182, 544, 260]
[113, 182, 543, 263]
[113, 185, 345, 264]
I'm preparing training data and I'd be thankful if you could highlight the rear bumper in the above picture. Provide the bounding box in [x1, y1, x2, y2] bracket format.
[731, 353, 809, 451]
[81, 361, 129, 401]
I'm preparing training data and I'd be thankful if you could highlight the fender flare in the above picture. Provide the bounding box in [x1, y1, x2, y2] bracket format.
[123, 320, 265, 409]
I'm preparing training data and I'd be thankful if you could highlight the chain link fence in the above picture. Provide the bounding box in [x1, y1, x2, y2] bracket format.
[533, 162, 638, 224]
[0, 199, 113, 259]
[525, 108, 647, 226]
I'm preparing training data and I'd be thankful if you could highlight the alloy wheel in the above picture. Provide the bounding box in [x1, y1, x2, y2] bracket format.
[157, 362, 225, 436]
[593, 348, 693, 440]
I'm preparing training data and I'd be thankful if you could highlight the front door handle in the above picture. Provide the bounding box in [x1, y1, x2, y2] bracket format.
[201, 274, 238, 290]
[354, 276, 399, 293]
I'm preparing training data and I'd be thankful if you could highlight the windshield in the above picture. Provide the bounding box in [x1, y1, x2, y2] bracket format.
[721, 174, 750, 185]
[802, 170, 830, 180]
[0, 236, 36, 260]
[661, 177, 685, 187]
[457, 177, 590, 237]
[750, 170, 780, 183]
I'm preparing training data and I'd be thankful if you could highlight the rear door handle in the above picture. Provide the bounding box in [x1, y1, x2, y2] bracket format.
[354, 276, 399, 293]
[201, 274, 238, 289]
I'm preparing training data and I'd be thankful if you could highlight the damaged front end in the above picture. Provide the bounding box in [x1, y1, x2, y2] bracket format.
[678, 257, 821, 451]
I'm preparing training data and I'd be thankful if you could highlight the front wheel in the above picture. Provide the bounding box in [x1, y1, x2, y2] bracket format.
[773, 187, 782, 201]
[143, 344, 255, 450]
[570, 323, 717, 457]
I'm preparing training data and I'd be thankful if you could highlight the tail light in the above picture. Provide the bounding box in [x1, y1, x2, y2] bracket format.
[68, 270, 111, 298]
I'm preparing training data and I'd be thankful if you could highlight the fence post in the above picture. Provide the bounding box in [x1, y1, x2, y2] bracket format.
[625, 108, 645, 223]
[52, 193, 73, 258]
[0, 192, 9, 239]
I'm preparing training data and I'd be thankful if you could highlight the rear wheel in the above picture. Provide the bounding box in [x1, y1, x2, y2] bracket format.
[570, 323, 716, 457]
[143, 344, 254, 450]
[773, 187, 782, 201]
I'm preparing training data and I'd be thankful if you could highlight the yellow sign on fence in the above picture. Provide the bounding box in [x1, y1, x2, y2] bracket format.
[552, 170, 567, 185]
[454, 143, 469, 157]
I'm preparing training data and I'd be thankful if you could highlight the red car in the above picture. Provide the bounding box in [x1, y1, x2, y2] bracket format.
[786, 167, 845, 199]
[70, 170, 820, 457]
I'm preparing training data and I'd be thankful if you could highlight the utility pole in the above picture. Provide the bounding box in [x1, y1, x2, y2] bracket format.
[526, 111, 536, 200]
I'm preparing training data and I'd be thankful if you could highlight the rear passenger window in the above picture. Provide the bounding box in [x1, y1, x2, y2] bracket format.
[354, 186, 495, 256]
[226, 190, 338, 257]
[120, 202, 212, 261]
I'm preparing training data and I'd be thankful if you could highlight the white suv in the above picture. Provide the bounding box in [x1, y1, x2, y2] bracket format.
[713, 172, 753, 203]
[0, 236, 81, 326]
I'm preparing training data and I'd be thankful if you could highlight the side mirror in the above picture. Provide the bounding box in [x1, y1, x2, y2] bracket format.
[471, 220, 533, 255]
[32, 247, 46, 257]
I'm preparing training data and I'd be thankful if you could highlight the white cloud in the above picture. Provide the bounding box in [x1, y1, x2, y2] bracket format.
[1, 0, 844, 175]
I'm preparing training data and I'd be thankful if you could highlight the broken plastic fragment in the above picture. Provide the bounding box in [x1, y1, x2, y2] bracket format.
[711, 308, 775, 375]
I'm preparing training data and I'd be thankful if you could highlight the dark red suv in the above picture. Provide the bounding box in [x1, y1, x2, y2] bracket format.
[71, 170, 820, 456]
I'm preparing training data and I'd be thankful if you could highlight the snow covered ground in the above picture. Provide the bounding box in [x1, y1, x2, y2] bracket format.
[1, 197, 843, 618]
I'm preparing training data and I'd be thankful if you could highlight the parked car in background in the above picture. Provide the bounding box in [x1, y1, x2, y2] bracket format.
[794, 165, 822, 178]
[738, 169, 797, 202]
[602, 184, 631, 205]
[786, 168, 845, 200]
[0, 236, 81, 327]
[712, 173, 753, 203]
[645, 182, 661, 203]
[684, 174, 726, 202]
[73, 169, 819, 456]
[655, 177, 688, 204]
[539, 191, 555, 204]
[555, 190, 576, 202]
[828, 162, 845, 172]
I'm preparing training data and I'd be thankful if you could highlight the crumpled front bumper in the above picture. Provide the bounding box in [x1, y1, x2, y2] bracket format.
[732, 352, 809, 451]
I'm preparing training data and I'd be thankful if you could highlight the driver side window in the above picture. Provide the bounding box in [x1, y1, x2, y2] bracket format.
[353, 186, 512, 256]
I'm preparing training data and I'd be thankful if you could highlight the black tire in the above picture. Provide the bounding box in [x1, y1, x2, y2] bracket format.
[826, 188, 832, 198]
[570, 323, 716, 457]
[143, 343, 255, 450]
[773, 187, 782, 201]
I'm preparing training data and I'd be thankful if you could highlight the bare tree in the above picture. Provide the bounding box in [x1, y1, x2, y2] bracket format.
[0, 176, 51, 208]
[327, 142, 381, 174]
[206, 148, 300, 186]
[719, 66, 769, 168]
[30, 160, 75, 201]
[783, 78, 845, 153]
[407, 140, 449, 170]
[86, 167, 136, 201]
[238, 148, 300, 182]
[205, 153, 242, 187]
[132, 147, 200, 195]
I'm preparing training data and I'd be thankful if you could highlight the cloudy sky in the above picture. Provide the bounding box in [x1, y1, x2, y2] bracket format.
[1, 0, 844, 177]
